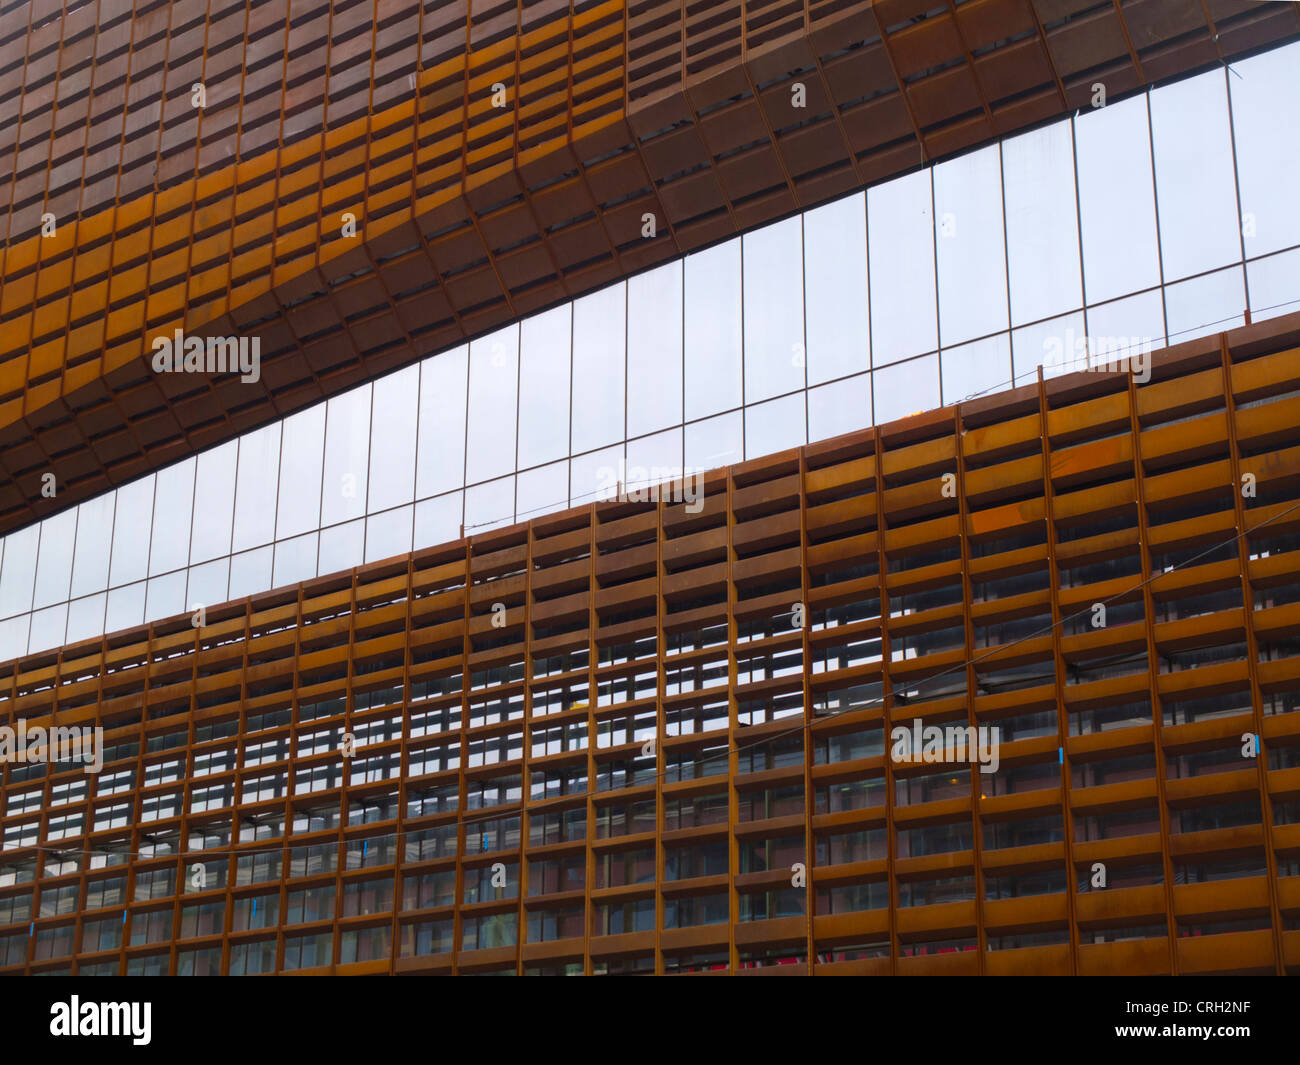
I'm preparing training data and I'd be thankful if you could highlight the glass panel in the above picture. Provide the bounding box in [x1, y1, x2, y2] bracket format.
[627, 260, 683, 437]
[1163, 266, 1246, 345]
[0, 615, 30, 661]
[684, 239, 742, 421]
[190, 440, 238, 565]
[1003, 120, 1083, 327]
[144, 571, 187, 624]
[626, 429, 683, 492]
[108, 475, 155, 588]
[572, 283, 626, 455]
[104, 582, 146, 633]
[317, 520, 365, 576]
[28, 604, 67, 654]
[1085, 289, 1166, 377]
[464, 476, 515, 533]
[186, 559, 229, 613]
[685, 411, 742, 472]
[1012, 310, 1087, 383]
[1246, 248, 1300, 323]
[743, 216, 804, 404]
[941, 334, 1012, 406]
[868, 169, 937, 366]
[368, 364, 419, 513]
[934, 143, 1008, 346]
[1230, 42, 1300, 257]
[803, 191, 869, 386]
[1075, 94, 1160, 305]
[808, 373, 871, 443]
[516, 461, 568, 523]
[0, 525, 39, 618]
[871, 354, 940, 425]
[32, 509, 77, 610]
[517, 305, 571, 469]
[571, 446, 622, 507]
[273, 533, 319, 587]
[414, 493, 463, 550]
[69, 492, 116, 599]
[321, 385, 371, 528]
[1149, 69, 1241, 282]
[365, 506, 413, 564]
[744, 393, 805, 460]
[231, 422, 281, 554]
[149, 458, 196, 577]
[276, 406, 325, 540]
[65, 594, 107, 646]
[465, 325, 519, 485]
[416, 346, 468, 499]
[228, 547, 273, 601]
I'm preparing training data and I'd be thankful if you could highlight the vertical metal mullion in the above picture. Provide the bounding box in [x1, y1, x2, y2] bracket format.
[1218, 338, 1286, 974]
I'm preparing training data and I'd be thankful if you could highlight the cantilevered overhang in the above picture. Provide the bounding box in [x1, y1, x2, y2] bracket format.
[1, 0, 1296, 537]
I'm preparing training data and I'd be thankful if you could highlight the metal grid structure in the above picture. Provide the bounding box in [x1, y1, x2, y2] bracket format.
[1, 309, 1299, 976]
[3, 0, 1298, 537]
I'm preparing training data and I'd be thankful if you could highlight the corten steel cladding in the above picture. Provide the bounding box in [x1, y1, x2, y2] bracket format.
[2, 312, 1300, 976]
[2, 0, 1299, 536]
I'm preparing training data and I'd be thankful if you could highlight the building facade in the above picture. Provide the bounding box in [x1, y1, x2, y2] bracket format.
[2, 310, 1300, 975]
[2, 1, 1300, 977]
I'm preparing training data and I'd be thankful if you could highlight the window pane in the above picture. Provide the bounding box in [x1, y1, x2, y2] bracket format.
[1085, 289, 1165, 371]
[571, 446, 621, 508]
[108, 475, 155, 588]
[0, 615, 30, 661]
[273, 533, 318, 587]
[1164, 266, 1246, 345]
[0, 526, 39, 619]
[145, 571, 187, 623]
[465, 476, 515, 533]
[228, 547, 273, 601]
[869, 170, 937, 365]
[416, 345, 468, 499]
[627, 260, 682, 437]
[627, 429, 682, 491]
[66, 594, 107, 646]
[321, 386, 371, 528]
[518, 305, 571, 468]
[276, 406, 325, 540]
[414, 493, 462, 549]
[186, 559, 229, 613]
[1012, 310, 1086, 384]
[516, 461, 568, 522]
[745, 393, 805, 460]
[684, 239, 742, 420]
[33, 509, 77, 610]
[934, 144, 1008, 346]
[1003, 120, 1083, 327]
[685, 411, 742, 472]
[1075, 94, 1160, 305]
[318, 519, 364, 576]
[872, 354, 940, 425]
[232, 423, 281, 554]
[466, 326, 519, 485]
[105, 582, 146, 633]
[149, 458, 196, 578]
[1247, 248, 1300, 323]
[803, 192, 869, 385]
[365, 506, 413, 564]
[941, 333, 1012, 407]
[1150, 69, 1241, 282]
[69, 493, 116, 599]
[1230, 42, 1300, 257]
[743, 216, 804, 404]
[28, 604, 67, 654]
[368, 365, 419, 513]
[572, 283, 625, 455]
[190, 440, 237, 565]
[808, 373, 871, 443]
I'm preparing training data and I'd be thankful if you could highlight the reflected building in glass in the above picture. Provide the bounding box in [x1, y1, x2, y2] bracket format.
[2, 3, 1300, 976]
